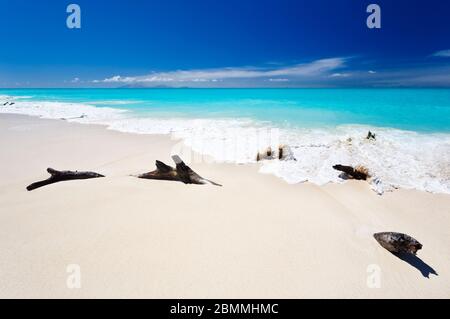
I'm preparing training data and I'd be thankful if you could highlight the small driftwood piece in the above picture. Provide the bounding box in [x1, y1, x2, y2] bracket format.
[138, 155, 222, 186]
[256, 145, 296, 161]
[374, 232, 422, 255]
[27, 168, 105, 191]
[333, 164, 369, 180]
[256, 146, 274, 161]
[61, 114, 87, 121]
[366, 131, 376, 140]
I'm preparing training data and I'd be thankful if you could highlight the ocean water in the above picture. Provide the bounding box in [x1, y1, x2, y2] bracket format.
[1, 88, 450, 194]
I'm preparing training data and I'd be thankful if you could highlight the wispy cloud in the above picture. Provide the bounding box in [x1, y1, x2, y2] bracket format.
[329, 72, 350, 78]
[89, 55, 450, 88]
[268, 78, 289, 82]
[93, 58, 347, 87]
[346, 65, 450, 87]
[432, 49, 450, 57]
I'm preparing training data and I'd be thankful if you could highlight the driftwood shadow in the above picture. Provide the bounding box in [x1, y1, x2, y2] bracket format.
[393, 252, 438, 278]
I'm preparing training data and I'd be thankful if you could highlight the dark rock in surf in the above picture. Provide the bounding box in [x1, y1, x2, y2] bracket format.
[367, 131, 376, 140]
[256, 145, 296, 162]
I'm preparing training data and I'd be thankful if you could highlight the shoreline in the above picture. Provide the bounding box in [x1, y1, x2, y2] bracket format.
[2, 92, 450, 196]
[0, 114, 449, 298]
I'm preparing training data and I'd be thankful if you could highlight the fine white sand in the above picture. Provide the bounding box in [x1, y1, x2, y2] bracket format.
[0, 114, 449, 298]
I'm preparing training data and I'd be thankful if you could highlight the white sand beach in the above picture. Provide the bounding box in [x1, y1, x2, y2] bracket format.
[0, 114, 449, 299]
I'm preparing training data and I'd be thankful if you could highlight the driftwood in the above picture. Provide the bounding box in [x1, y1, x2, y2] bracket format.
[61, 114, 87, 121]
[257, 146, 274, 161]
[333, 164, 369, 180]
[27, 168, 105, 191]
[256, 145, 296, 161]
[374, 232, 422, 255]
[366, 131, 376, 140]
[138, 155, 222, 186]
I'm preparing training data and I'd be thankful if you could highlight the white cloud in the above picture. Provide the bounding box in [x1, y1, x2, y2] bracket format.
[71, 77, 80, 83]
[89, 56, 450, 87]
[432, 49, 450, 57]
[268, 78, 289, 82]
[93, 58, 347, 86]
[330, 72, 350, 78]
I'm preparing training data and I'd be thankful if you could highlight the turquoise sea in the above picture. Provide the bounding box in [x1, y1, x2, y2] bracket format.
[1, 88, 449, 194]
[1, 88, 450, 132]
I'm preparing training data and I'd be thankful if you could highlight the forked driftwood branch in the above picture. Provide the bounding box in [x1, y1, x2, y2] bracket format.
[374, 232, 423, 255]
[137, 155, 222, 186]
[26, 168, 105, 191]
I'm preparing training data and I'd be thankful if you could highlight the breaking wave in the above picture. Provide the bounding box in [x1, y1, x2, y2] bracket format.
[1, 95, 449, 195]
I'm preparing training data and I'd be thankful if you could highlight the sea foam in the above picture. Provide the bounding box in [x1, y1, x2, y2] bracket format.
[1, 95, 449, 195]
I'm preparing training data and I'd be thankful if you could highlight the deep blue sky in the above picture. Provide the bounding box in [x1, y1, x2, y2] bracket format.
[1, 0, 450, 87]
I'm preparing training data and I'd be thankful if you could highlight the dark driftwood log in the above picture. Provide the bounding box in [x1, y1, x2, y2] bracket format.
[374, 232, 422, 255]
[333, 164, 369, 180]
[138, 155, 222, 186]
[27, 168, 105, 191]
